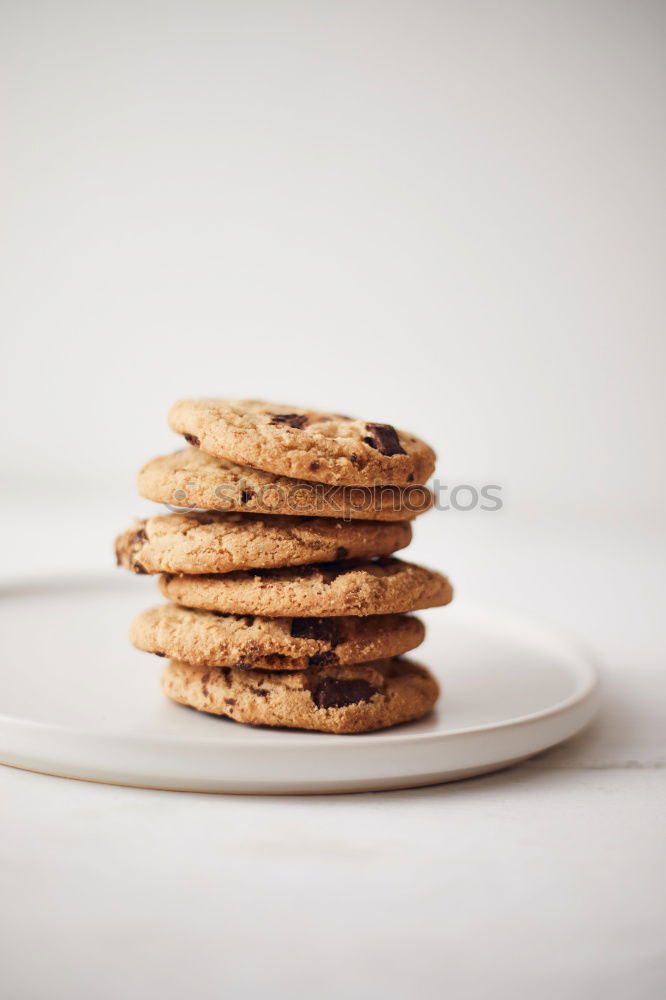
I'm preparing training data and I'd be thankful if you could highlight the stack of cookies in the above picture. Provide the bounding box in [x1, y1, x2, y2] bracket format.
[115, 399, 453, 734]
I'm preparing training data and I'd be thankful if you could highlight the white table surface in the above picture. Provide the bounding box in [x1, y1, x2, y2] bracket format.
[1, 499, 664, 999]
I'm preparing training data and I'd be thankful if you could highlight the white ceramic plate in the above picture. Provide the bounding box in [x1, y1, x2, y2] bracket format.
[0, 575, 599, 793]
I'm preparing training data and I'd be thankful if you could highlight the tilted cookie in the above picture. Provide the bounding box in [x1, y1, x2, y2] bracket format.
[130, 603, 425, 670]
[138, 448, 432, 521]
[162, 656, 440, 734]
[168, 398, 436, 487]
[115, 511, 411, 575]
[158, 557, 453, 617]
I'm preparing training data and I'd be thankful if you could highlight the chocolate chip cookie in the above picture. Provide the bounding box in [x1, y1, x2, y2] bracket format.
[168, 398, 436, 487]
[162, 656, 440, 733]
[158, 557, 453, 617]
[115, 511, 411, 575]
[130, 603, 425, 669]
[138, 448, 433, 521]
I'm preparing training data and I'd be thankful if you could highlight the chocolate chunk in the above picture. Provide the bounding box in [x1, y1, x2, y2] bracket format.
[335, 546, 348, 560]
[326, 558, 360, 574]
[290, 617, 340, 645]
[132, 562, 148, 575]
[308, 650, 340, 667]
[201, 672, 211, 696]
[313, 678, 378, 709]
[309, 461, 321, 472]
[349, 453, 359, 465]
[240, 489, 255, 504]
[253, 688, 269, 697]
[183, 433, 200, 447]
[154, 651, 166, 658]
[224, 697, 236, 706]
[125, 526, 149, 573]
[407, 474, 414, 483]
[363, 423, 406, 456]
[270, 413, 308, 429]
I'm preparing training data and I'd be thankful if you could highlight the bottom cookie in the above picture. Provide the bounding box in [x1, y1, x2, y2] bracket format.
[162, 657, 439, 734]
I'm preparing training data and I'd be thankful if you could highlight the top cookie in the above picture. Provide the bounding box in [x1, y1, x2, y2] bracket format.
[168, 399, 436, 487]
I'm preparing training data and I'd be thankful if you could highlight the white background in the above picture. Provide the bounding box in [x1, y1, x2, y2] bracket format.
[1, 0, 665, 516]
[1, 2, 664, 998]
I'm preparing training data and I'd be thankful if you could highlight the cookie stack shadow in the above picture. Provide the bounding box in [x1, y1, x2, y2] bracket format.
[116, 398, 453, 734]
